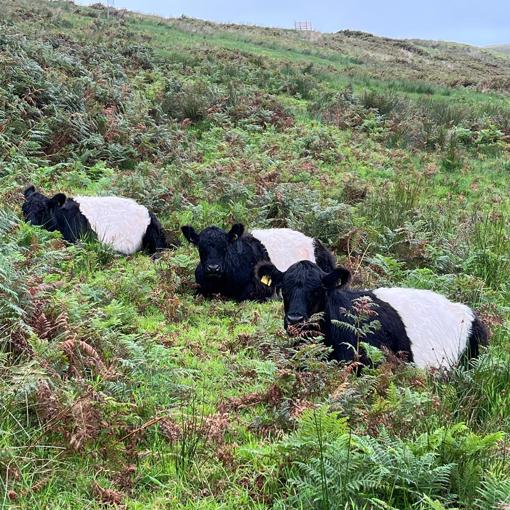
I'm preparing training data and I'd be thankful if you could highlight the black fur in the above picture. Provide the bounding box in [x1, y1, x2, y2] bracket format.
[256, 260, 485, 368]
[22, 186, 62, 232]
[183, 224, 337, 302]
[53, 198, 91, 242]
[323, 289, 412, 365]
[182, 224, 273, 301]
[313, 239, 337, 273]
[22, 186, 166, 255]
[464, 315, 489, 361]
[142, 212, 167, 253]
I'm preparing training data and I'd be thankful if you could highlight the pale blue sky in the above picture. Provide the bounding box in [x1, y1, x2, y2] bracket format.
[78, 0, 509, 46]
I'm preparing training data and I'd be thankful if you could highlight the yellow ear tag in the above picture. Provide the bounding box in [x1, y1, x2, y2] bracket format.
[261, 275, 272, 286]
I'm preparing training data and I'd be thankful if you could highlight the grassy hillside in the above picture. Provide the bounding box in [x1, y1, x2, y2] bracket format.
[1, 1, 510, 508]
[488, 44, 510, 55]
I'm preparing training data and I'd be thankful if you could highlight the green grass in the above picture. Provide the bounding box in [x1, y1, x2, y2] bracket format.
[1, 1, 510, 508]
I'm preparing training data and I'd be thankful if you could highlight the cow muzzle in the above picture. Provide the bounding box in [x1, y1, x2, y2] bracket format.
[205, 264, 222, 277]
[286, 313, 305, 325]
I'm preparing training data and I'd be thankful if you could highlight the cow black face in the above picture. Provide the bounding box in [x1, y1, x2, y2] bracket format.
[181, 224, 244, 278]
[22, 186, 66, 231]
[257, 261, 351, 329]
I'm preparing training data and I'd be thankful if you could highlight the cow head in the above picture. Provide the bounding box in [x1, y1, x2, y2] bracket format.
[181, 223, 244, 278]
[22, 186, 66, 231]
[256, 260, 351, 329]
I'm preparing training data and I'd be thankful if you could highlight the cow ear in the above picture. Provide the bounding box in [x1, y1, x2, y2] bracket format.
[23, 185, 36, 198]
[50, 193, 66, 207]
[322, 266, 351, 290]
[181, 225, 199, 245]
[255, 262, 283, 287]
[228, 223, 244, 242]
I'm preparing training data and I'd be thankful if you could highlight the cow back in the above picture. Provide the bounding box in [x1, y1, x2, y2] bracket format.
[75, 196, 151, 255]
[251, 228, 316, 272]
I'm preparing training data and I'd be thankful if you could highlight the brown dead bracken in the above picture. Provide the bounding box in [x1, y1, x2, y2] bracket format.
[92, 481, 125, 507]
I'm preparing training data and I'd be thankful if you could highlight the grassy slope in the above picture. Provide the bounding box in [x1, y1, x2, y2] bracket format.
[488, 44, 510, 55]
[1, 1, 510, 509]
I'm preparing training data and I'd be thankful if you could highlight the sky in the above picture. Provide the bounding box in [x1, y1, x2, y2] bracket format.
[78, 0, 509, 46]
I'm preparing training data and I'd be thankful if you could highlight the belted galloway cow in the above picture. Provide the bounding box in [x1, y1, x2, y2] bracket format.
[182, 223, 335, 301]
[22, 186, 166, 255]
[256, 260, 488, 369]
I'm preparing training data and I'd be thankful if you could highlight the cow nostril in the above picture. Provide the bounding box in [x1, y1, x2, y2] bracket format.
[207, 264, 221, 273]
[287, 314, 305, 325]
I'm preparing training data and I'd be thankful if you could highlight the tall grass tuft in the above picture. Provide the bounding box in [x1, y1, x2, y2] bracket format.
[172, 395, 210, 478]
[465, 212, 510, 292]
[367, 177, 421, 231]
[0, 210, 30, 347]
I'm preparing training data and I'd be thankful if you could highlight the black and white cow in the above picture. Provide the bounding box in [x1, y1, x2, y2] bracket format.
[256, 260, 488, 369]
[22, 186, 166, 255]
[181, 223, 336, 301]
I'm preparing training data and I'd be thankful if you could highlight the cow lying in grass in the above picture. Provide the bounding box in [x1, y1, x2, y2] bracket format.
[181, 223, 336, 301]
[22, 186, 166, 255]
[256, 260, 488, 369]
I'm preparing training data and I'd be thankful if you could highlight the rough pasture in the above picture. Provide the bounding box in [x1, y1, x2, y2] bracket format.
[1, 1, 510, 509]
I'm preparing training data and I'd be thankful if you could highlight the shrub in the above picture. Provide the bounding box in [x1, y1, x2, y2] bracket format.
[226, 92, 293, 130]
[365, 177, 421, 232]
[438, 350, 510, 431]
[161, 79, 220, 122]
[0, 210, 30, 348]
[278, 426, 454, 509]
[464, 212, 510, 291]
[475, 125, 505, 148]
[280, 66, 319, 99]
[474, 476, 510, 510]
[360, 89, 404, 116]
[308, 86, 366, 128]
[299, 128, 342, 163]
[440, 133, 463, 172]
[253, 183, 353, 247]
[276, 410, 505, 510]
